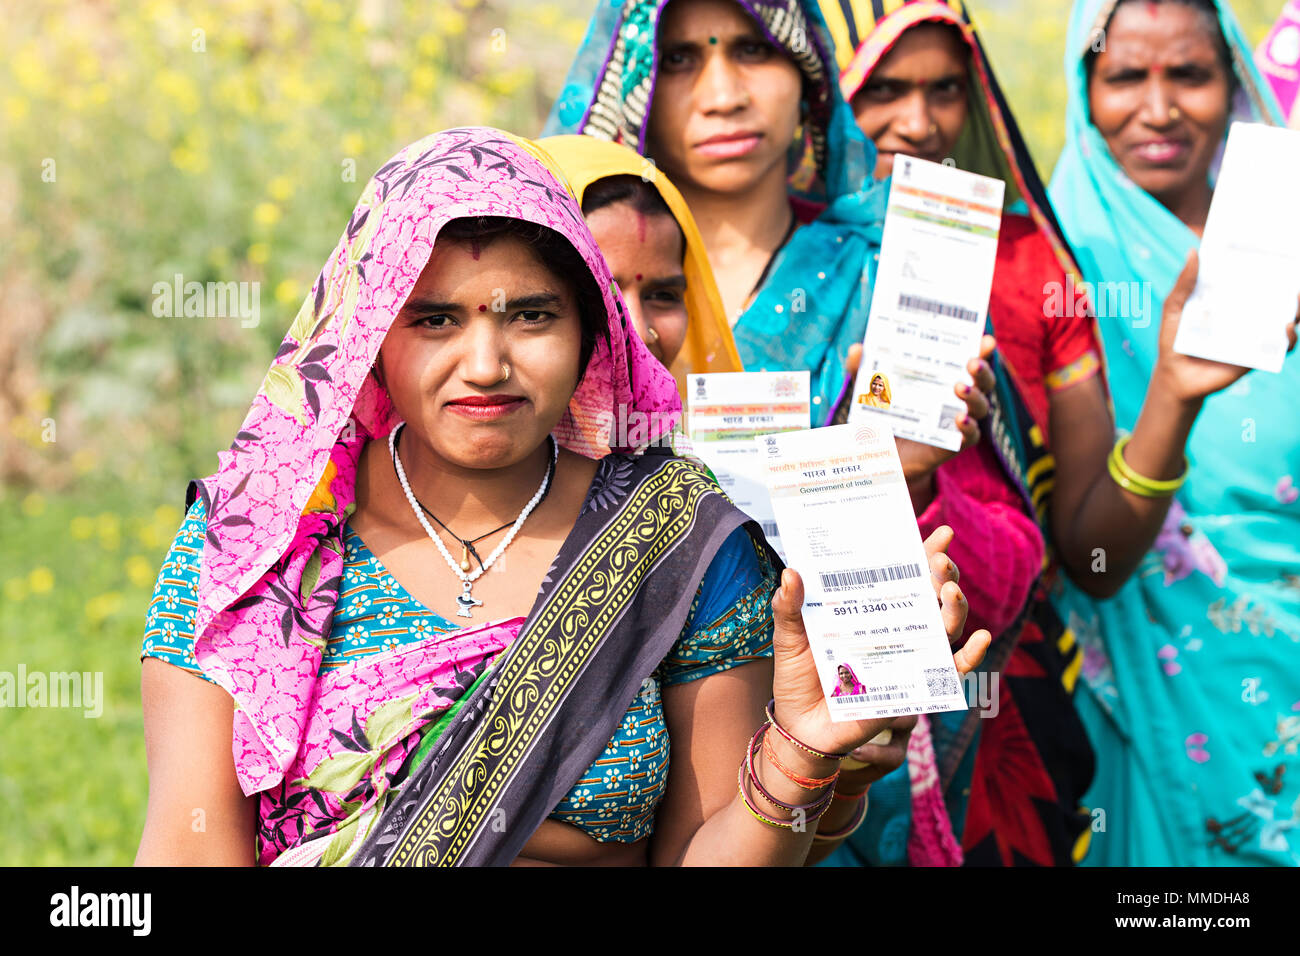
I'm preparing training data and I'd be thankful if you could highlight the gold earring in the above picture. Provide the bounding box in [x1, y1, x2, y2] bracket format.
[646, 326, 660, 344]
[498, 363, 511, 384]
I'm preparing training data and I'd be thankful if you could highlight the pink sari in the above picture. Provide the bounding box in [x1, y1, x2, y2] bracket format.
[184, 128, 683, 864]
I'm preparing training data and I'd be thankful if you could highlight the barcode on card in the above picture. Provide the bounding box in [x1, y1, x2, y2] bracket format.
[923, 667, 961, 698]
[818, 562, 923, 591]
[897, 292, 980, 324]
[834, 690, 909, 704]
[759, 520, 780, 539]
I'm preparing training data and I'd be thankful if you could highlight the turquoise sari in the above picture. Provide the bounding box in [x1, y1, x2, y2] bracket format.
[1049, 0, 1300, 866]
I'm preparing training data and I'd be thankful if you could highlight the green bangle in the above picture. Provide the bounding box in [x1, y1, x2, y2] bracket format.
[1107, 435, 1188, 498]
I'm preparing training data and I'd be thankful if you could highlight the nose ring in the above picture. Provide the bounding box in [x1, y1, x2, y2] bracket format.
[498, 363, 511, 384]
[929, 122, 939, 135]
[1169, 106, 1182, 120]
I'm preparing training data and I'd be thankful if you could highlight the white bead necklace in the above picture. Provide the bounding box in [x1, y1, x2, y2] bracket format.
[389, 423, 558, 618]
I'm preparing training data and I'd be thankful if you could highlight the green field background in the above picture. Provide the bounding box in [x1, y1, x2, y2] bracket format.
[0, 0, 1288, 865]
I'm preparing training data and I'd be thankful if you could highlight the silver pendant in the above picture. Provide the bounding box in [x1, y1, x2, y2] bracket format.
[455, 583, 483, 619]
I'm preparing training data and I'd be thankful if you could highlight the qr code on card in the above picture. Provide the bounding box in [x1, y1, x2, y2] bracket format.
[923, 667, 961, 698]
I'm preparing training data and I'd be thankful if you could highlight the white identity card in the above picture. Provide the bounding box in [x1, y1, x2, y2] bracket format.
[689, 371, 810, 562]
[756, 423, 967, 722]
[1174, 122, 1300, 374]
[849, 155, 1005, 450]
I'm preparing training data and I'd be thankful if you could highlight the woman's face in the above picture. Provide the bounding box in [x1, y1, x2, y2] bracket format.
[838, 665, 853, 684]
[870, 376, 884, 395]
[1087, 2, 1233, 210]
[378, 235, 583, 470]
[851, 23, 970, 180]
[584, 201, 689, 368]
[646, 0, 803, 196]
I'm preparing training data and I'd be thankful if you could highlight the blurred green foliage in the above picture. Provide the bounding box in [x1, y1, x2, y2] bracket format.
[0, 0, 1288, 865]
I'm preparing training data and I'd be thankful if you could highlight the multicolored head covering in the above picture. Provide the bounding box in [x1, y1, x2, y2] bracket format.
[538, 134, 744, 393]
[188, 128, 682, 795]
[1257, 0, 1300, 127]
[820, 0, 1083, 291]
[544, 0, 889, 423]
[551, 0, 848, 197]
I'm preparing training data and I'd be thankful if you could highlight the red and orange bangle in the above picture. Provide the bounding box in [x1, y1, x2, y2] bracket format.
[764, 698, 851, 762]
[738, 760, 794, 829]
[737, 759, 835, 829]
[746, 726, 836, 817]
[761, 725, 840, 790]
[831, 785, 870, 802]
[737, 724, 837, 829]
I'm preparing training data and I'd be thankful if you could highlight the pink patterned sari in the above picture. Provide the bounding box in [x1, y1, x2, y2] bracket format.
[181, 128, 718, 866]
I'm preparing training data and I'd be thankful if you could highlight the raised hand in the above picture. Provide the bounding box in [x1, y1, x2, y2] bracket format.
[768, 524, 992, 759]
[1154, 252, 1298, 403]
[847, 338, 998, 484]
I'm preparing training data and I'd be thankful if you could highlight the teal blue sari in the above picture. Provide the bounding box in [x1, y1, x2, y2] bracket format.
[1049, 0, 1300, 866]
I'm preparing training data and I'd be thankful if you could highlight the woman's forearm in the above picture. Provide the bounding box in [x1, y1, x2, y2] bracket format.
[675, 734, 839, 866]
[1057, 363, 1202, 596]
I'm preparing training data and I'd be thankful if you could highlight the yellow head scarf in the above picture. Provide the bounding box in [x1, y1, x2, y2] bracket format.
[537, 135, 743, 396]
[858, 371, 892, 407]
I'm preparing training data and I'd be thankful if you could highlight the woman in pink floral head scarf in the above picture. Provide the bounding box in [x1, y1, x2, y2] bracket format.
[136, 128, 987, 867]
[830, 663, 867, 698]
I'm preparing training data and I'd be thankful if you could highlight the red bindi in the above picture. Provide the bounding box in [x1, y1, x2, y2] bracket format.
[478, 304, 487, 311]
[635, 273, 643, 281]
[1145, 1, 1159, 17]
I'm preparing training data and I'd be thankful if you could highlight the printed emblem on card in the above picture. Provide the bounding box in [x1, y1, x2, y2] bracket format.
[771, 374, 801, 399]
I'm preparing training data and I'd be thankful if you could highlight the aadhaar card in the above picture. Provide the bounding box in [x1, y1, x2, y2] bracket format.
[693, 440, 788, 562]
[689, 372, 810, 562]
[1173, 123, 1300, 374]
[756, 423, 967, 722]
[687, 371, 810, 441]
[848, 155, 1005, 451]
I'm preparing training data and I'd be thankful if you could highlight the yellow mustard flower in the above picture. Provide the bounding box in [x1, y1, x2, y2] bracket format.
[126, 555, 154, 589]
[275, 278, 300, 305]
[254, 202, 282, 227]
[85, 591, 124, 625]
[268, 175, 294, 202]
[28, 567, 54, 594]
